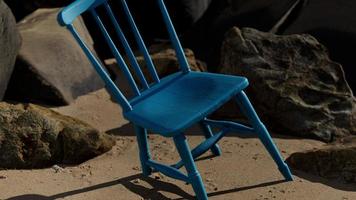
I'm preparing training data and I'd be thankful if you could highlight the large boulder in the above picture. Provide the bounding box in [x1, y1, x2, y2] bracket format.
[4, 0, 212, 29]
[184, 0, 301, 70]
[220, 27, 356, 141]
[4, 0, 72, 21]
[287, 136, 356, 183]
[105, 44, 206, 85]
[0, 102, 115, 169]
[282, 0, 356, 93]
[0, 0, 21, 100]
[4, 8, 104, 106]
[82, 0, 213, 60]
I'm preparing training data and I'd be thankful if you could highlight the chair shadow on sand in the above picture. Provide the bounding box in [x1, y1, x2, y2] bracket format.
[7, 122, 356, 200]
[107, 123, 356, 192]
[5, 125, 287, 200]
[6, 172, 287, 200]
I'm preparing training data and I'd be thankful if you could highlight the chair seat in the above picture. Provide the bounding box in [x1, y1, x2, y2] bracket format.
[124, 71, 249, 136]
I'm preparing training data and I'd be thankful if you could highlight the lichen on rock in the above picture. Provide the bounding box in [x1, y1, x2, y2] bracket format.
[0, 102, 115, 169]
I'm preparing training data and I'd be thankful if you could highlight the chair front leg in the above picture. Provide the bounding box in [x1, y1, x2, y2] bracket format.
[235, 91, 293, 181]
[200, 121, 222, 156]
[134, 125, 152, 176]
[173, 134, 208, 200]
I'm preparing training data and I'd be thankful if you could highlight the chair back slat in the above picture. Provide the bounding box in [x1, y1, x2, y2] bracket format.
[157, 0, 191, 73]
[90, 8, 141, 96]
[67, 24, 132, 111]
[58, 0, 193, 111]
[58, 0, 97, 25]
[120, 0, 160, 84]
[103, 2, 149, 90]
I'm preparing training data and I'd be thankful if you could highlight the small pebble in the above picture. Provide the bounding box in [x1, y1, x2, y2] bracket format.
[154, 173, 163, 180]
[0, 175, 7, 179]
[133, 179, 140, 184]
[205, 178, 213, 182]
[52, 165, 64, 173]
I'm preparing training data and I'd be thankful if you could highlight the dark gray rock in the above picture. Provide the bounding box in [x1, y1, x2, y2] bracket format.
[4, 0, 72, 21]
[0, 102, 115, 169]
[220, 27, 356, 141]
[0, 0, 21, 100]
[134, 44, 206, 79]
[83, 0, 213, 60]
[4, 8, 104, 106]
[184, 0, 300, 70]
[287, 136, 356, 183]
[282, 0, 356, 93]
[105, 44, 206, 87]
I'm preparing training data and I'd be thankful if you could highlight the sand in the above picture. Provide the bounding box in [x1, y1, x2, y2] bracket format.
[0, 89, 355, 200]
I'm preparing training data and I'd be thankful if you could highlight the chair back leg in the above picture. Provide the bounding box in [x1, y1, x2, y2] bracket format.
[235, 91, 293, 181]
[134, 125, 152, 176]
[173, 134, 208, 200]
[200, 121, 222, 156]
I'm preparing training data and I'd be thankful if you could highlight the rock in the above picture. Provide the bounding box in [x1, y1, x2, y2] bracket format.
[138, 44, 207, 78]
[105, 44, 206, 85]
[83, 0, 212, 60]
[5, 0, 211, 29]
[220, 27, 356, 141]
[211, 0, 299, 31]
[4, 8, 104, 106]
[0, 0, 21, 100]
[4, 0, 72, 21]
[51, 164, 64, 173]
[287, 136, 356, 183]
[165, 0, 212, 28]
[184, 0, 300, 70]
[282, 0, 356, 93]
[0, 102, 115, 169]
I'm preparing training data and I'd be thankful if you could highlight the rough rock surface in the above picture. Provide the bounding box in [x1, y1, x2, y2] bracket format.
[0, 102, 115, 169]
[184, 0, 300, 70]
[0, 0, 21, 100]
[220, 27, 356, 141]
[283, 0, 356, 93]
[287, 136, 356, 183]
[4, 0, 72, 21]
[106, 44, 206, 84]
[4, 8, 104, 106]
[138, 44, 207, 79]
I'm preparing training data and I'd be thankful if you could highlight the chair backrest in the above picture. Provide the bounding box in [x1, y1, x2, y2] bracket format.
[58, 0, 191, 112]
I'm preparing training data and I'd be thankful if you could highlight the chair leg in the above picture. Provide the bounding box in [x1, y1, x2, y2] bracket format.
[173, 134, 208, 200]
[200, 121, 222, 156]
[134, 125, 152, 177]
[235, 91, 293, 181]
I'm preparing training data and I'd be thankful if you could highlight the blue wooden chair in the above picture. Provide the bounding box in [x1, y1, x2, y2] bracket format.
[58, 0, 293, 199]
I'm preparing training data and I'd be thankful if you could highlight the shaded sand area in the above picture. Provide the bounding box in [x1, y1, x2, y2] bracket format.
[0, 89, 355, 200]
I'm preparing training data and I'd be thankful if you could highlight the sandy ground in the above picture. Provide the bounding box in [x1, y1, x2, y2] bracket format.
[1, 89, 355, 200]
